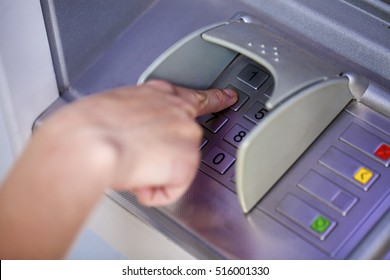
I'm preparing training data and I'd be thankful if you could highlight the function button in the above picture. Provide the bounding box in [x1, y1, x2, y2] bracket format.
[298, 171, 357, 216]
[244, 102, 269, 124]
[276, 194, 336, 240]
[339, 123, 390, 167]
[311, 216, 331, 234]
[236, 64, 269, 90]
[227, 86, 249, 111]
[197, 113, 228, 133]
[353, 167, 374, 185]
[199, 138, 208, 150]
[375, 143, 390, 163]
[223, 124, 250, 148]
[202, 146, 235, 174]
[319, 147, 379, 191]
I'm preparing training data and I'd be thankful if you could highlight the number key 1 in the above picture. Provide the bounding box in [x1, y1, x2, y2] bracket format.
[236, 64, 269, 90]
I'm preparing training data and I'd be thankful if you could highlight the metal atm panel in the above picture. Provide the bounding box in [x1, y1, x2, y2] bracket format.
[35, 0, 390, 259]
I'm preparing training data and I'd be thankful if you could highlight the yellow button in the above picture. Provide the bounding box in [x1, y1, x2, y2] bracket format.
[354, 167, 374, 185]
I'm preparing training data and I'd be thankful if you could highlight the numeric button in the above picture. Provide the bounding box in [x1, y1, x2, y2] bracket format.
[244, 102, 269, 124]
[236, 64, 269, 90]
[227, 86, 249, 112]
[224, 124, 250, 148]
[197, 114, 228, 133]
[202, 146, 235, 174]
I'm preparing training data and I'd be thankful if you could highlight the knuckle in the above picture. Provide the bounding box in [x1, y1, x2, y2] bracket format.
[198, 89, 225, 112]
[145, 80, 176, 93]
[211, 89, 226, 104]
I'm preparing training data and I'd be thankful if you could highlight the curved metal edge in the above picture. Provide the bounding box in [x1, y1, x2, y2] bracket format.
[137, 22, 229, 86]
[236, 78, 353, 213]
[201, 21, 341, 109]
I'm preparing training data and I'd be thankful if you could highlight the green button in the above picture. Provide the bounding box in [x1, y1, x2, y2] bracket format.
[311, 216, 330, 233]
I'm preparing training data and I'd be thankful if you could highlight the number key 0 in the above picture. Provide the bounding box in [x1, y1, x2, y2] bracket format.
[202, 146, 235, 174]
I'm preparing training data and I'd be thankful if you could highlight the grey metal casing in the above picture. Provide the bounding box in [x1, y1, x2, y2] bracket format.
[32, 0, 390, 259]
[137, 21, 353, 213]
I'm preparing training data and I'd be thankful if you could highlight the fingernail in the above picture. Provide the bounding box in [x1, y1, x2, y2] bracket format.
[223, 88, 237, 98]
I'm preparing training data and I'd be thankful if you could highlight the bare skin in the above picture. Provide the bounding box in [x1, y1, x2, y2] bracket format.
[0, 80, 237, 259]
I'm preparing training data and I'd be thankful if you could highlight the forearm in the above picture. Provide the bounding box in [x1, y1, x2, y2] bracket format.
[0, 116, 115, 259]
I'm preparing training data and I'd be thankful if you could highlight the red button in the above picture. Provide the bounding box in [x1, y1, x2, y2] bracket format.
[374, 143, 390, 161]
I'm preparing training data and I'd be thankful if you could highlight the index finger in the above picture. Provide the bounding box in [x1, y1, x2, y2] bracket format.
[144, 80, 238, 117]
[174, 86, 238, 116]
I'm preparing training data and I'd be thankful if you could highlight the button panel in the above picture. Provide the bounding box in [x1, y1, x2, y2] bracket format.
[259, 103, 390, 257]
[197, 55, 272, 193]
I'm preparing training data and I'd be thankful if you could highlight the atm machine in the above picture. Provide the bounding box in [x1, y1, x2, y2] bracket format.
[1, 0, 389, 259]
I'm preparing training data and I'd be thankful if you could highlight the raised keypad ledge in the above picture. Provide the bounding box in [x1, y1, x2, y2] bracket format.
[276, 194, 337, 241]
[339, 123, 390, 167]
[298, 170, 358, 216]
[318, 146, 379, 191]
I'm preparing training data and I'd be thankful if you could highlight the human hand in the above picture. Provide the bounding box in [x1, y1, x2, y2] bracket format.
[0, 80, 237, 258]
[36, 80, 238, 207]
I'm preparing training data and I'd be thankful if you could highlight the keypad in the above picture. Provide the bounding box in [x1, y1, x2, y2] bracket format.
[197, 55, 272, 190]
